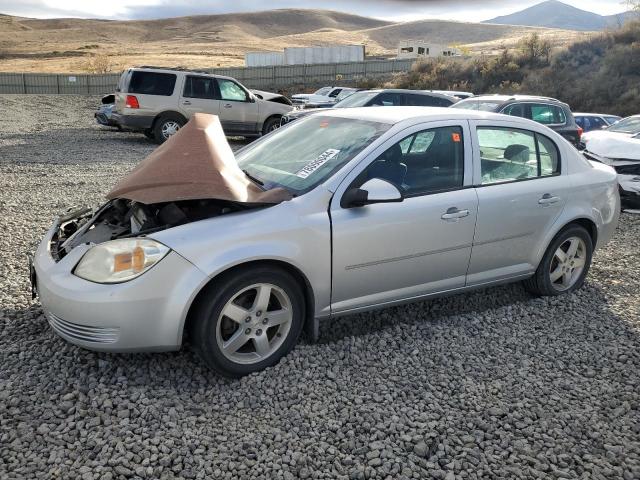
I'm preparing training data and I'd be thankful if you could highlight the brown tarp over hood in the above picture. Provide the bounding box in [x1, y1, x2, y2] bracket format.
[106, 113, 292, 205]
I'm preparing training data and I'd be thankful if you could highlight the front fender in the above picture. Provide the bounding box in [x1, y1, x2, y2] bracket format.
[149, 188, 333, 320]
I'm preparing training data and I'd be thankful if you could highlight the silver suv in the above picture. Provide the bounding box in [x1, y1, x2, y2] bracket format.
[112, 67, 293, 143]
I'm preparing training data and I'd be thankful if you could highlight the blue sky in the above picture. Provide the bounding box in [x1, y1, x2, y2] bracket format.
[0, 0, 630, 22]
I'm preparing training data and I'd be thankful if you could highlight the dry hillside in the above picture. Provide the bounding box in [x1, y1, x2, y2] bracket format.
[0, 9, 591, 73]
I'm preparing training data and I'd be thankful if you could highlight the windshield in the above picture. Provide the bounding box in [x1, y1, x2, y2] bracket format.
[313, 87, 331, 96]
[451, 99, 502, 112]
[334, 91, 380, 108]
[237, 116, 390, 194]
[607, 116, 640, 134]
[335, 89, 357, 102]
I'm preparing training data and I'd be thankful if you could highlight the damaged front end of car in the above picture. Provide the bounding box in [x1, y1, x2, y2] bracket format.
[46, 112, 292, 268]
[49, 198, 251, 262]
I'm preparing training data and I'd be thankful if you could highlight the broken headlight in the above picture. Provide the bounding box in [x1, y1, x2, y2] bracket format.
[74, 238, 170, 284]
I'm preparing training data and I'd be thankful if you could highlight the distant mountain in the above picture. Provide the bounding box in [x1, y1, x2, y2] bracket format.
[484, 0, 637, 31]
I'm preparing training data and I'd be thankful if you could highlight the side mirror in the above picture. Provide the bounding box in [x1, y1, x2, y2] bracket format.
[249, 94, 257, 103]
[342, 178, 403, 208]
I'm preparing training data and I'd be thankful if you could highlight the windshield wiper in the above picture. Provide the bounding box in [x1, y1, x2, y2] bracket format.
[242, 169, 264, 186]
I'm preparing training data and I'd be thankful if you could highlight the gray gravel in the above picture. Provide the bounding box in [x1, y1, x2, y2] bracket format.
[1, 94, 639, 480]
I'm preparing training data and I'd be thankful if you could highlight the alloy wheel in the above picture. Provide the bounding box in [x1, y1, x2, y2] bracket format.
[549, 236, 587, 291]
[216, 283, 293, 365]
[161, 121, 181, 138]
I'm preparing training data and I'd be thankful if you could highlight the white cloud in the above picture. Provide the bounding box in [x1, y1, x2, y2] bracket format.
[0, 0, 630, 21]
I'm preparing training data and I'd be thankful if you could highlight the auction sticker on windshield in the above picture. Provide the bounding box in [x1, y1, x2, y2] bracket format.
[295, 149, 341, 179]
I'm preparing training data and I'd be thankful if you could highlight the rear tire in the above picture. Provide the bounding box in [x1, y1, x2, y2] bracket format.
[523, 225, 593, 296]
[261, 116, 281, 136]
[153, 115, 185, 144]
[189, 266, 305, 378]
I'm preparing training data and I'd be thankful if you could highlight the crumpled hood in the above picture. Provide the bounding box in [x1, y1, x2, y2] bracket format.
[584, 131, 640, 161]
[106, 113, 292, 205]
[251, 89, 292, 106]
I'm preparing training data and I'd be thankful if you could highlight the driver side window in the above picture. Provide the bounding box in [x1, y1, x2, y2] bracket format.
[217, 79, 248, 102]
[360, 126, 465, 196]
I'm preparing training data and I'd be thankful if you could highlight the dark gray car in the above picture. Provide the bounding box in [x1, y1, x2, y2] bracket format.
[452, 95, 582, 147]
[280, 89, 458, 126]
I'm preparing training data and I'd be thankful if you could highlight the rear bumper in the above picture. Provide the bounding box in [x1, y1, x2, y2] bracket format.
[94, 112, 118, 127]
[111, 113, 154, 131]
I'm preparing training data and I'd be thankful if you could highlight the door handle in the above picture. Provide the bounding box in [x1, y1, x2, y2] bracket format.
[182, 100, 191, 105]
[441, 207, 470, 221]
[538, 193, 560, 205]
[223, 103, 232, 108]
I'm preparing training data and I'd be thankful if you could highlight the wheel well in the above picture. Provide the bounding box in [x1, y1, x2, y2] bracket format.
[183, 260, 316, 342]
[152, 111, 187, 129]
[262, 114, 282, 130]
[567, 218, 598, 247]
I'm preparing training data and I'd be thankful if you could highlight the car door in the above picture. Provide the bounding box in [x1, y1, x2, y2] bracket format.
[216, 78, 260, 134]
[467, 120, 567, 285]
[330, 121, 478, 314]
[178, 75, 221, 118]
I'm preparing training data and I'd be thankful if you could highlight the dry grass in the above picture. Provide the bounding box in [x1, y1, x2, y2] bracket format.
[0, 9, 592, 73]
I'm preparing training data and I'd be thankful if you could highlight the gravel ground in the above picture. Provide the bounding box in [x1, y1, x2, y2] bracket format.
[1, 95, 639, 480]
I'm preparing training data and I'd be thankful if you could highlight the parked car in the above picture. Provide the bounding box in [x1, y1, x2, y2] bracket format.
[302, 88, 360, 109]
[430, 90, 474, 99]
[111, 67, 293, 143]
[451, 95, 582, 147]
[582, 115, 640, 208]
[291, 86, 350, 107]
[94, 94, 120, 129]
[574, 113, 622, 133]
[32, 107, 619, 377]
[281, 89, 458, 126]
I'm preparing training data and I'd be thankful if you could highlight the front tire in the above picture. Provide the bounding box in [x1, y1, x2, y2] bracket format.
[524, 225, 593, 296]
[189, 266, 305, 377]
[153, 115, 185, 144]
[261, 116, 281, 136]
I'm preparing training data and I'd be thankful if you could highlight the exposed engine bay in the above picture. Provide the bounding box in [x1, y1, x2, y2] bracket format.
[50, 198, 250, 261]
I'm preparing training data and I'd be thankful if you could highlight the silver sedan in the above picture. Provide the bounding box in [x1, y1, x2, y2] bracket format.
[33, 107, 620, 377]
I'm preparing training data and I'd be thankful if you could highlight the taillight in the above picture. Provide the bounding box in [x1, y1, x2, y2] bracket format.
[125, 95, 139, 109]
[577, 126, 583, 138]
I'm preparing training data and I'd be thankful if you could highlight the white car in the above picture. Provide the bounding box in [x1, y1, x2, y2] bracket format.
[291, 86, 355, 107]
[582, 115, 640, 208]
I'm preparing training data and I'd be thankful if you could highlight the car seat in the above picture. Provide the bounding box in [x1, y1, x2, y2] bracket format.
[368, 143, 407, 186]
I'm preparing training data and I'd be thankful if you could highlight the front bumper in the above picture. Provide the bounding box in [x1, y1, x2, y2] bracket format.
[619, 175, 640, 208]
[33, 223, 209, 352]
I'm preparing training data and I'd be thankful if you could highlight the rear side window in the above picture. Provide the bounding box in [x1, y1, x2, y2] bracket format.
[128, 71, 176, 96]
[530, 104, 566, 125]
[183, 76, 217, 99]
[478, 127, 560, 185]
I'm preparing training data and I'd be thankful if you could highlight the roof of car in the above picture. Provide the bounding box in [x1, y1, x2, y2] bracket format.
[314, 106, 527, 125]
[130, 66, 235, 81]
[354, 89, 455, 97]
[574, 113, 618, 117]
[461, 94, 564, 104]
